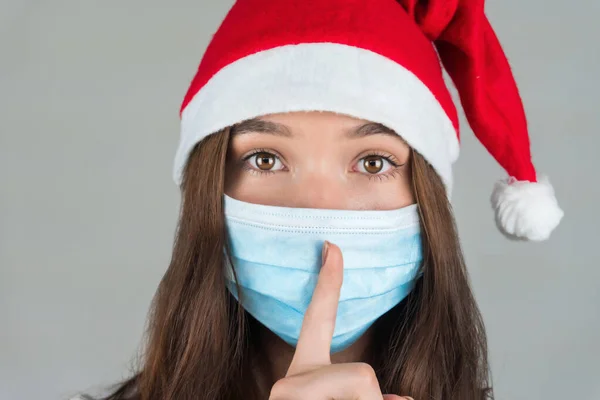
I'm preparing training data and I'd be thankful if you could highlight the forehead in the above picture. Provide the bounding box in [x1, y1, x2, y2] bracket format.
[258, 111, 369, 129]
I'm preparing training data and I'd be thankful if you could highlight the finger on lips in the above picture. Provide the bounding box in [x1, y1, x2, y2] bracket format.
[287, 241, 343, 374]
[280, 242, 414, 400]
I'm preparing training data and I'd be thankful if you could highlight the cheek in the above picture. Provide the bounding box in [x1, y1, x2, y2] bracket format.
[352, 179, 415, 210]
[392, 165, 416, 207]
[347, 171, 414, 210]
[224, 162, 254, 200]
[224, 162, 291, 206]
[384, 178, 415, 208]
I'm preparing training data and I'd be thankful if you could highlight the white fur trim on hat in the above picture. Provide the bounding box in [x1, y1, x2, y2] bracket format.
[175, 43, 459, 191]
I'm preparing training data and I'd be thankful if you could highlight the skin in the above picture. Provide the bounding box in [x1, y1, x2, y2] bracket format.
[225, 111, 415, 399]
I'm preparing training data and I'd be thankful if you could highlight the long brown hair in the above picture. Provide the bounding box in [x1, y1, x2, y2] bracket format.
[99, 127, 492, 400]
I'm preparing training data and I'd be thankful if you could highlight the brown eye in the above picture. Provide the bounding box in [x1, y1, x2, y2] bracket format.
[362, 155, 384, 174]
[247, 151, 286, 173]
[255, 152, 276, 170]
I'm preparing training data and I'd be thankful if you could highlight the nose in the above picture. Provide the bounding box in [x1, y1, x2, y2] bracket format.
[287, 171, 350, 210]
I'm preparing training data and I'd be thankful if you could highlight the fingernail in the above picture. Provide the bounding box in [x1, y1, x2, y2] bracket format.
[404, 397, 414, 400]
[322, 241, 330, 265]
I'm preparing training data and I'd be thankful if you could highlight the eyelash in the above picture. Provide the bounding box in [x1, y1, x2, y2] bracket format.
[241, 149, 404, 180]
[241, 148, 283, 176]
[359, 151, 404, 181]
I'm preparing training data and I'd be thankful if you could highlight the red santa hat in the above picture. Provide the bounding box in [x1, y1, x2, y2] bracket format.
[174, 0, 563, 241]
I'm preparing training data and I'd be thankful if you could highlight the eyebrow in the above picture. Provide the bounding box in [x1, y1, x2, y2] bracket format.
[230, 118, 292, 137]
[230, 117, 397, 138]
[350, 122, 397, 138]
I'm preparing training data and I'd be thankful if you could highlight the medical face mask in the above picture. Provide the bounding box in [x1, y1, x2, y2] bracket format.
[223, 195, 423, 354]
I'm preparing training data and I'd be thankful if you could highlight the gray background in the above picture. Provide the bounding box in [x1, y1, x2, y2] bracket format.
[1, 0, 598, 399]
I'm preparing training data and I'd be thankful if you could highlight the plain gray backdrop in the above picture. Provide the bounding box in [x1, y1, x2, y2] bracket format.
[1, 1, 599, 399]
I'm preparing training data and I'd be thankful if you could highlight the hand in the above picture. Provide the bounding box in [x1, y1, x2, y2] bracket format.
[268, 241, 413, 400]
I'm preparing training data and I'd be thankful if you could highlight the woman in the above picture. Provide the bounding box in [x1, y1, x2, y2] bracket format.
[81, 0, 564, 399]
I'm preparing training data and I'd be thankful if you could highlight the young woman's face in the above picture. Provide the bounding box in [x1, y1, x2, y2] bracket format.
[225, 111, 414, 210]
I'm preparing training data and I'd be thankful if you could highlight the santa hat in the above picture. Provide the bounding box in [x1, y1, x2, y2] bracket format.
[174, 0, 563, 241]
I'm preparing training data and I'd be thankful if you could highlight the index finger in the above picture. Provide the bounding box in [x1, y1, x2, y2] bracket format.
[287, 241, 344, 375]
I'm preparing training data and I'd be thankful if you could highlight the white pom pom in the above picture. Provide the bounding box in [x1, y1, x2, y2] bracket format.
[491, 175, 564, 241]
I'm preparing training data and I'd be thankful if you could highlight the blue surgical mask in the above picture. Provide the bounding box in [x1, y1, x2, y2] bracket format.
[223, 195, 423, 354]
